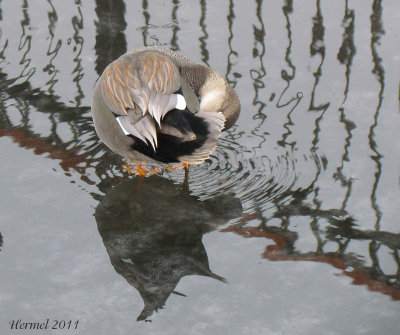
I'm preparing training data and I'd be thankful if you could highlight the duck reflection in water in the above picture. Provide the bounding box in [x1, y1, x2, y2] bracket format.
[95, 176, 242, 321]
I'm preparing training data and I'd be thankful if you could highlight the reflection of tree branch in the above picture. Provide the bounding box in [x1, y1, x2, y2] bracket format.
[277, 92, 302, 148]
[224, 222, 400, 300]
[277, 0, 295, 108]
[170, 0, 180, 51]
[0, 0, 133, 189]
[44, 0, 61, 95]
[250, 0, 267, 139]
[309, 0, 329, 154]
[309, 0, 325, 90]
[276, 0, 303, 149]
[18, 0, 36, 81]
[306, 0, 330, 220]
[43, 0, 64, 147]
[141, 0, 150, 46]
[71, 1, 85, 106]
[334, 2, 357, 213]
[333, 107, 356, 210]
[199, 0, 209, 66]
[337, 1, 356, 103]
[222, 0, 241, 141]
[222, 188, 400, 300]
[95, 0, 127, 75]
[225, 0, 238, 88]
[369, 0, 384, 231]
[264, 248, 400, 300]
[0, 75, 111, 186]
[0, 127, 93, 179]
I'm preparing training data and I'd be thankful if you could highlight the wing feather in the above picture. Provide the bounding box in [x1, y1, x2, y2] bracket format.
[101, 51, 190, 149]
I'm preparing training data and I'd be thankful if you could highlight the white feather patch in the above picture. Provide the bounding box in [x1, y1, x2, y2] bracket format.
[116, 114, 158, 151]
[146, 93, 187, 127]
[175, 94, 186, 110]
[115, 93, 191, 153]
[116, 117, 130, 135]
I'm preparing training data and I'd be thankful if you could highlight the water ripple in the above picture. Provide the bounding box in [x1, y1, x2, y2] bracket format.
[164, 138, 300, 215]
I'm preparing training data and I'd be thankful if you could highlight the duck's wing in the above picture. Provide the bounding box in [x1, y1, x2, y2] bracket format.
[100, 52, 187, 148]
[101, 52, 183, 117]
[99, 50, 226, 163]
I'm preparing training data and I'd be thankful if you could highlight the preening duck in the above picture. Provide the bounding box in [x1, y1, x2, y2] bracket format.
[91, 46, 240, 176]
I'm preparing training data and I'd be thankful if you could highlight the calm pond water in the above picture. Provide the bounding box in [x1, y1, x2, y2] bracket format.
[1, 0, 399, 334]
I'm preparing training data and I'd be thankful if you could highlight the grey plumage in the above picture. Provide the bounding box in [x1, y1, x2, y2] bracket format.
[91, 46, 240, 166]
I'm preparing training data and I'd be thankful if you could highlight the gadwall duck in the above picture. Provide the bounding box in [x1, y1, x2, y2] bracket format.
[91, 46, 240, 175]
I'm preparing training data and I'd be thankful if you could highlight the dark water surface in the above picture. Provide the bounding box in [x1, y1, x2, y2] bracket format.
[1, 0, 399, 334]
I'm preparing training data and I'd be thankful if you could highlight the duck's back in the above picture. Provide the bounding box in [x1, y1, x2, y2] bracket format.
[92, 48, 227, 165]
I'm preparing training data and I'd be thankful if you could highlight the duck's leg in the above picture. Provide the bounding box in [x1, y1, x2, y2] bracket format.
[183, 165, 189, 192]
[122, 164, 160, 177]
[136, 164, 147, 176]
[165, 163, 183, 171]
[136, 164, 161, 177]
[165, 163, 190, 171]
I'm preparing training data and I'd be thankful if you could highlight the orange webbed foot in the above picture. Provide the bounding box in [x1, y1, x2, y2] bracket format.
[165, 163, 190, 171]
[122, 164, 161, 177]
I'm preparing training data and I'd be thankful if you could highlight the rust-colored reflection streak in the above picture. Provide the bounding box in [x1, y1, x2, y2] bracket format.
[0, 127, 95, 183]
[222, 224, 400, 300]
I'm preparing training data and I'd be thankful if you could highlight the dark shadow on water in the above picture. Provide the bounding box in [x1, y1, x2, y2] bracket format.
[95, 176, 243, 321]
